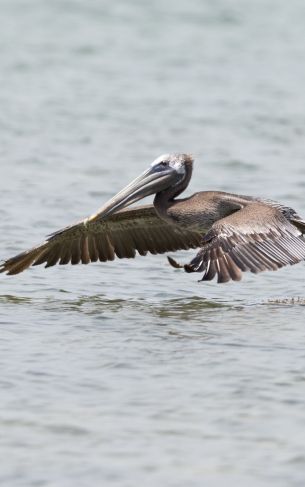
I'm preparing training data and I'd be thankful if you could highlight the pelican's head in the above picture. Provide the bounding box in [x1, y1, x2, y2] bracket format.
[150, 153, 193, 177]
[91, 153, 194, 221]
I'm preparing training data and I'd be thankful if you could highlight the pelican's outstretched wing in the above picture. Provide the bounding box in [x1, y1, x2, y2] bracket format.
[178, 203, 305, 283]
[0, 205, 202, 275]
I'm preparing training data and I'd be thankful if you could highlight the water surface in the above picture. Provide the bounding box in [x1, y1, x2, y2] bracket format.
[1, 1, 305, 486]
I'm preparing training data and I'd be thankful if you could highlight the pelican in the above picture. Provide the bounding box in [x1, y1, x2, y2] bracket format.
[1, 153, 305, 283]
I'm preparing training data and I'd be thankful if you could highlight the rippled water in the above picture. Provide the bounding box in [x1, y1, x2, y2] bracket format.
[1, 0, 305, 485]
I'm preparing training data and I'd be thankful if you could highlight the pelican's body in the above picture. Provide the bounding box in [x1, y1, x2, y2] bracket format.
[156, 191, 249, 231]
[1, 153, 305, 283]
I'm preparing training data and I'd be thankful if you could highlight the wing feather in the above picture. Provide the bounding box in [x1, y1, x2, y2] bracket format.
[187, 203, 305, 283]
[0, 205, 202, 275]
[87, 234, 99, 262]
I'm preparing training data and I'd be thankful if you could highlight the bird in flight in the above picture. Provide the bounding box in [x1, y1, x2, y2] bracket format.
[1, 153, 305, 283]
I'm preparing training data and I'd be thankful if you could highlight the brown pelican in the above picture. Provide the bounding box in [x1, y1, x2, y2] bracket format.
[1, 153, 305, 283]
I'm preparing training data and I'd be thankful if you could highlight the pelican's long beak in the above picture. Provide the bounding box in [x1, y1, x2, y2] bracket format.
[88, 166, 177, 221]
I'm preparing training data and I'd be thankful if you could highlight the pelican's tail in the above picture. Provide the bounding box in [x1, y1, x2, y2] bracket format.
[0, 243, 48, 275]
[167, 256, 184, 269]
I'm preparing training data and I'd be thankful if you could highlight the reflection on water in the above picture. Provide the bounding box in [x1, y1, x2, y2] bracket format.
[0, 293, 227, 316]
[2, 292, 305, 316]
[0, 294, 33, 305]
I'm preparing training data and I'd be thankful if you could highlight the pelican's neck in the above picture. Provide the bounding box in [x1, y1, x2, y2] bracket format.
[153, 164, 193, 212]
[154, 187, 180, 209]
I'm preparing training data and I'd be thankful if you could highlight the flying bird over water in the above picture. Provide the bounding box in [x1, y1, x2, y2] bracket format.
[1, 153, 305, 283]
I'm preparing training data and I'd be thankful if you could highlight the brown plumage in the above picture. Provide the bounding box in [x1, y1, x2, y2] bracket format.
[1, 153, 305, 283]
[0, 206, 202, 276]
[171, 202, 305, 283]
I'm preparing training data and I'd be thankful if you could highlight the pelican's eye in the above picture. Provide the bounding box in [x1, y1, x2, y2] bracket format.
[151, 158, 171, 171]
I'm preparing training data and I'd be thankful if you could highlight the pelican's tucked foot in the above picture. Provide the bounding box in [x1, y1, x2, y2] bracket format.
[184, 251, 205, 273]
[167, 254, 205, 273]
